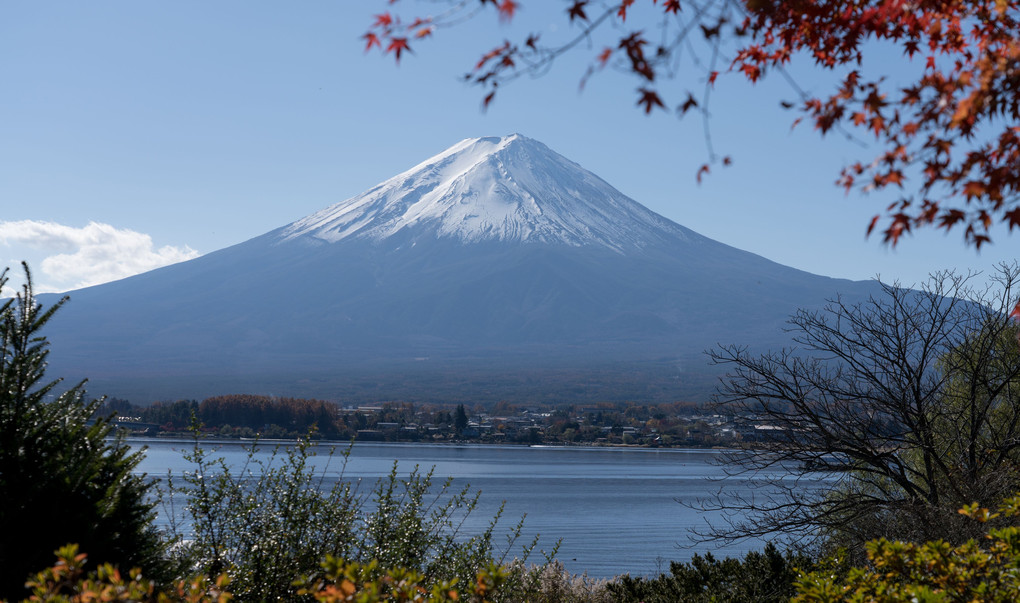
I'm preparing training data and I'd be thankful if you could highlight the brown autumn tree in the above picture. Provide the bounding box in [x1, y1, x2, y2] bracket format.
[363, 0, 1020, 249]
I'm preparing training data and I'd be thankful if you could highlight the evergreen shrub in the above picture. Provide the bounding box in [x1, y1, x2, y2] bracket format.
[0, 265, 169, 599]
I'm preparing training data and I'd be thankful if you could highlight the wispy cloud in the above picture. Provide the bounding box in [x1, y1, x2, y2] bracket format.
[0, 220, 200, 293]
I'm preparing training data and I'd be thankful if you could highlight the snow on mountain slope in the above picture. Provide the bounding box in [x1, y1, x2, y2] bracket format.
[39, 134, 882, 404]
[281, 134, 692, 253]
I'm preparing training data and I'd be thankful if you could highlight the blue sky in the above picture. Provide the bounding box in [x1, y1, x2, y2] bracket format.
[1, 2, 1014, 294]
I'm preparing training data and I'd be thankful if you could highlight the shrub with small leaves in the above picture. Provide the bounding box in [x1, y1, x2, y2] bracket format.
[166, 434, 361, 600]
[530, 561, 612, 603]
[294, 556, 509, 603]
[166, 432, 552, 601]
[794, 495, 1020, 602]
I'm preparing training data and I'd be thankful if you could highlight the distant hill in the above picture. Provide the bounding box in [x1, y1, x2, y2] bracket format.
[41, 134, 879, 403]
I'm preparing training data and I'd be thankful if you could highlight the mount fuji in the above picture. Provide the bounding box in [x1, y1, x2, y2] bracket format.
[42, 135, 878, 403]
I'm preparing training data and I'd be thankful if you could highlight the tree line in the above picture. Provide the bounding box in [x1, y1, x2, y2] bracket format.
[101, 394, 743, 447]
[103, 395, 344, 438]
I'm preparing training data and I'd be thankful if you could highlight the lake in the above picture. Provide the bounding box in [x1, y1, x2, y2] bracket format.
[132, 439, 812, 578]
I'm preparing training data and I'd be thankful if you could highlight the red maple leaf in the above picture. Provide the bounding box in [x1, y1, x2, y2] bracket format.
[497, 0, 518, 22]
[866, 215, 881, 236]
[637, 88, 665, 113]
[475, 42, 511, 70]
[386, 37, 411, 63]
[696, 163, 710, 184]
[963, 181, 986, 199]
[567, 1, 589, 22]
[939, 209, 965, 230]
[1004, 208, 1020, 231]
[362, 32, 382, 52]
[618, 0, 635, 21]
[679, 94, 698, 115]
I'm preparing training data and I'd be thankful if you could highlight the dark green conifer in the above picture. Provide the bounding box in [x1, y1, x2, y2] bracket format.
[454, 404, 469, 436]
[0, 264, 168, 599]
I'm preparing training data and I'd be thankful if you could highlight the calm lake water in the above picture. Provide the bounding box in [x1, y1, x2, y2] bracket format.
[131, 439, 814, 578]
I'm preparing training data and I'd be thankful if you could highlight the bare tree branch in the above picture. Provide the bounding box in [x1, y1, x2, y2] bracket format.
[697, 263, 1020, 559]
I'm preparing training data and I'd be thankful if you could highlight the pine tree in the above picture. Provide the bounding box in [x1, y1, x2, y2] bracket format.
[454, 404, 469, 436]
[0, 264, 169, 599]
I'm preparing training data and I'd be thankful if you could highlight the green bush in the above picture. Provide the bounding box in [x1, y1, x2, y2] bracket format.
[0, 265, 170, 600]
[794, 496, 1020, 602]
[165, 432, 552, 601]
[607, 543, 815, 603]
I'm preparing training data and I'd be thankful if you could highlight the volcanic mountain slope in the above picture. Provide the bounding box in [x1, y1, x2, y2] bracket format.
[42, 135, 879, 403]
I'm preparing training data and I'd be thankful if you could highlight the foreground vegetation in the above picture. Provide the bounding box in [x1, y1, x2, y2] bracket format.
[6, 261, 1020, 601]
[24, 502, 1020, 603]
[162, 433, 552, 601]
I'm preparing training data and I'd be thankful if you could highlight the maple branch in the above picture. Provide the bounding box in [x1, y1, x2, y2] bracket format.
[495, 6, 619, 87]
[775, 66, 869, 149]
[701, 30, 722, 163]
[366, 0, 1020, 248]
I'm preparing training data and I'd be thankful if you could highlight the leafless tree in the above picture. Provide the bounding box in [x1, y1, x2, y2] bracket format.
[700, 263, 1020, 558]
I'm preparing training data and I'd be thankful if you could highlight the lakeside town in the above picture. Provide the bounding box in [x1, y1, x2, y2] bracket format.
[101, 395, 768, 447]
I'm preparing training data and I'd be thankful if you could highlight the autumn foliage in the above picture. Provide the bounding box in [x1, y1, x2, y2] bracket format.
[364, 0, 1020, 248]
[794, 496, 1020, 601]
[11, 544, 231, 603]
[12, 545, 509, 603]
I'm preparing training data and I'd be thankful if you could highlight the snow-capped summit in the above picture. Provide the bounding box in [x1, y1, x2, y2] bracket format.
[280, 134, 689, 252]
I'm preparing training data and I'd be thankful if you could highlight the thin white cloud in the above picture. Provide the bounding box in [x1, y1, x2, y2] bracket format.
[0, 220, 200, 293]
